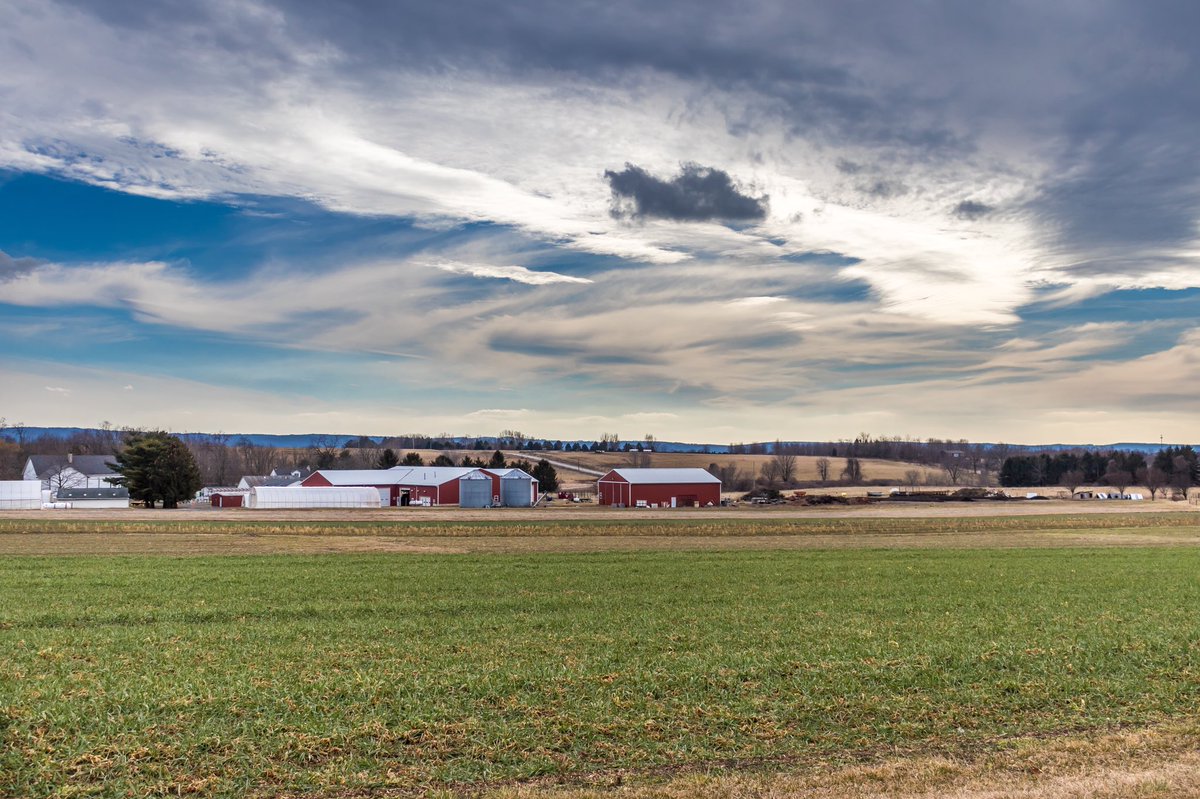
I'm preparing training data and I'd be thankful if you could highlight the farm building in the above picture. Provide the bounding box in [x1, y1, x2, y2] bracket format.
[24, 454, 119, 491]
[486, 468, 539, 507]
[458, 470, 495, 508]
[302, 467, 480, 506]
[210, 491, 247, 508]
[300, 467, 536, 507]
[300, 469, 410, 505]
[0, 480, 43, 510]
[246, 486, 381, 509]
[597, 468, 722, 508]
[387, 466, 483, 506]
[456, 468, 539, 508]
[54, 487, 130, 509]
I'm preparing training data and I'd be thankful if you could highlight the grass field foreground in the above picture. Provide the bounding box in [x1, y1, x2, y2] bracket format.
[3, 545, 1200, 796]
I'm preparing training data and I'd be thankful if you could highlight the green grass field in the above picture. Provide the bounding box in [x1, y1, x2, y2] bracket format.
[3, 539, 1200, 797]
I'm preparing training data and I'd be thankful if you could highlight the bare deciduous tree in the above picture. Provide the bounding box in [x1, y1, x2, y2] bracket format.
[841, 457, 863, 483]
[942, 452, 964, 485]
[771, 441, 798, 484]
[760, 459, 782, 486]
[815, 457, 831, 482]
[1059, 469, 1085, 496]
[1137, 466, 1167, 500]
[904, 469, 922, 491]
[1103, 460, 1133, 496]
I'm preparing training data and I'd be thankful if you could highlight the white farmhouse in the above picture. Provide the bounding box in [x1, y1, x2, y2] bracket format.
[23, 454, 120, 491]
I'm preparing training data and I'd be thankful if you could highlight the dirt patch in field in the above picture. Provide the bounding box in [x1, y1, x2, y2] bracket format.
[486, 724, 1200, 799]
[3, 525, 1199, 557]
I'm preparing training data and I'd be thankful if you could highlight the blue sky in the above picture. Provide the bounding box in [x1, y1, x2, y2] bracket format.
[2, 0, 1200, 443]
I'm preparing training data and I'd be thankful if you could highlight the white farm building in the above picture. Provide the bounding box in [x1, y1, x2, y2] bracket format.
[0, 480, 43, 510]
[246, 486, 382, 509]
[24, 454, 119, 491]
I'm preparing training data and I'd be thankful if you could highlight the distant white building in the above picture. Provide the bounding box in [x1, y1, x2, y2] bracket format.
[23, 454, 119, 491]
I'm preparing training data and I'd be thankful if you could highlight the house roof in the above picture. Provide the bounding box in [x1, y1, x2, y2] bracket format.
[56, 487, 129, 499]
[27, 455, 118, 478]
[602, 468, 721, 484]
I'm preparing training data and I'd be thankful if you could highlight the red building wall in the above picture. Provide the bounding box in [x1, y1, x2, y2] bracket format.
[300, 474, 400, 505]
[211, 493, 243, 508]
[597, 475, 720, 507]
[397, 480, 460, 505]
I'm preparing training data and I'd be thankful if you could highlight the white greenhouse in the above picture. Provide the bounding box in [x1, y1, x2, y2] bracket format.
[0, 480, 43, 510]
[247, 486, 382, 509]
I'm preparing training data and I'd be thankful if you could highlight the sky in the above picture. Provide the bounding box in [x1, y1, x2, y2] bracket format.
[2, 0, 1200, 445]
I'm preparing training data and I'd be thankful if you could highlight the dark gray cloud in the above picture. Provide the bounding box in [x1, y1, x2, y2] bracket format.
[860, 180, 908, 199]
[953, 200, 993, 220]
[0, 250, 42, 282]
[605, 163, 768, 222]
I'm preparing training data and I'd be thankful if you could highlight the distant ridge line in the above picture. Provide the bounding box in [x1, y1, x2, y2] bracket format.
[0, 426, 1188, 454]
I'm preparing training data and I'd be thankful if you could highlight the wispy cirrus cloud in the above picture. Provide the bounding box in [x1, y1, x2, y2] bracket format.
[428, 260, 592, 285]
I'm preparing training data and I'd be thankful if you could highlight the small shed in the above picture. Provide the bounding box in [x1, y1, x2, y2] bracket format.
[0, 480, 43, 510]
[211, 492, 246, 508]
[597, 468, 722, 507]
[54, 487, 130, 509]
[247, 486, 382, 509]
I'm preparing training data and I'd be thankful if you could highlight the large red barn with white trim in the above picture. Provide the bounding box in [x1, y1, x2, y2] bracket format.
[596, 468, 721, 507]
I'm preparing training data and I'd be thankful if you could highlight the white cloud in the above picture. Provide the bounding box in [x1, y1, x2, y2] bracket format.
[428, 261, 592, 285]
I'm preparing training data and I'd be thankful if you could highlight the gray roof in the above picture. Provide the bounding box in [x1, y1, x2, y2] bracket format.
[240, 476, 300, 488]
[271, 466, 315, 479]
[56, 487, 129, 500]
[28, 455, 118, 478]
[603, 468, 722, 484]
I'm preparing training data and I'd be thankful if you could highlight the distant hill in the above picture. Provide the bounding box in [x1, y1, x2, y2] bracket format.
[1, 426, 1186, 454]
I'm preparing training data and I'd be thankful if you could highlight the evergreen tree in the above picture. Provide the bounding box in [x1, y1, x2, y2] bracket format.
[531, 459, 559, 492]
[108, 431, 202, 509]
[488, 449, 507, 469]
[376, 448, 400, 469]
[402, 452, 424, 466]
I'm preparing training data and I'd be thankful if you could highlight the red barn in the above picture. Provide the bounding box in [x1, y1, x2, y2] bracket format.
[597, 468, 722, 507]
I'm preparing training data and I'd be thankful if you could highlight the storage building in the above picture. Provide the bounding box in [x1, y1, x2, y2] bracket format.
[596, 468, 722, 507]
[0, 480, 43, 510]
[210, 491, 246, 508]
[301, 469, 414, 506]
[247, 486, 381, 509]
[458, 470, 495, 508]
[54, 487, 130, 509]
[388, 467, 483, 506]
[300, 466, 533, 507]
[488, 468, 538, 507]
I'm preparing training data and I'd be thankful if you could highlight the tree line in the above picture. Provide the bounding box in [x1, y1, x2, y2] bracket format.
[999, 446, 1198, 498]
